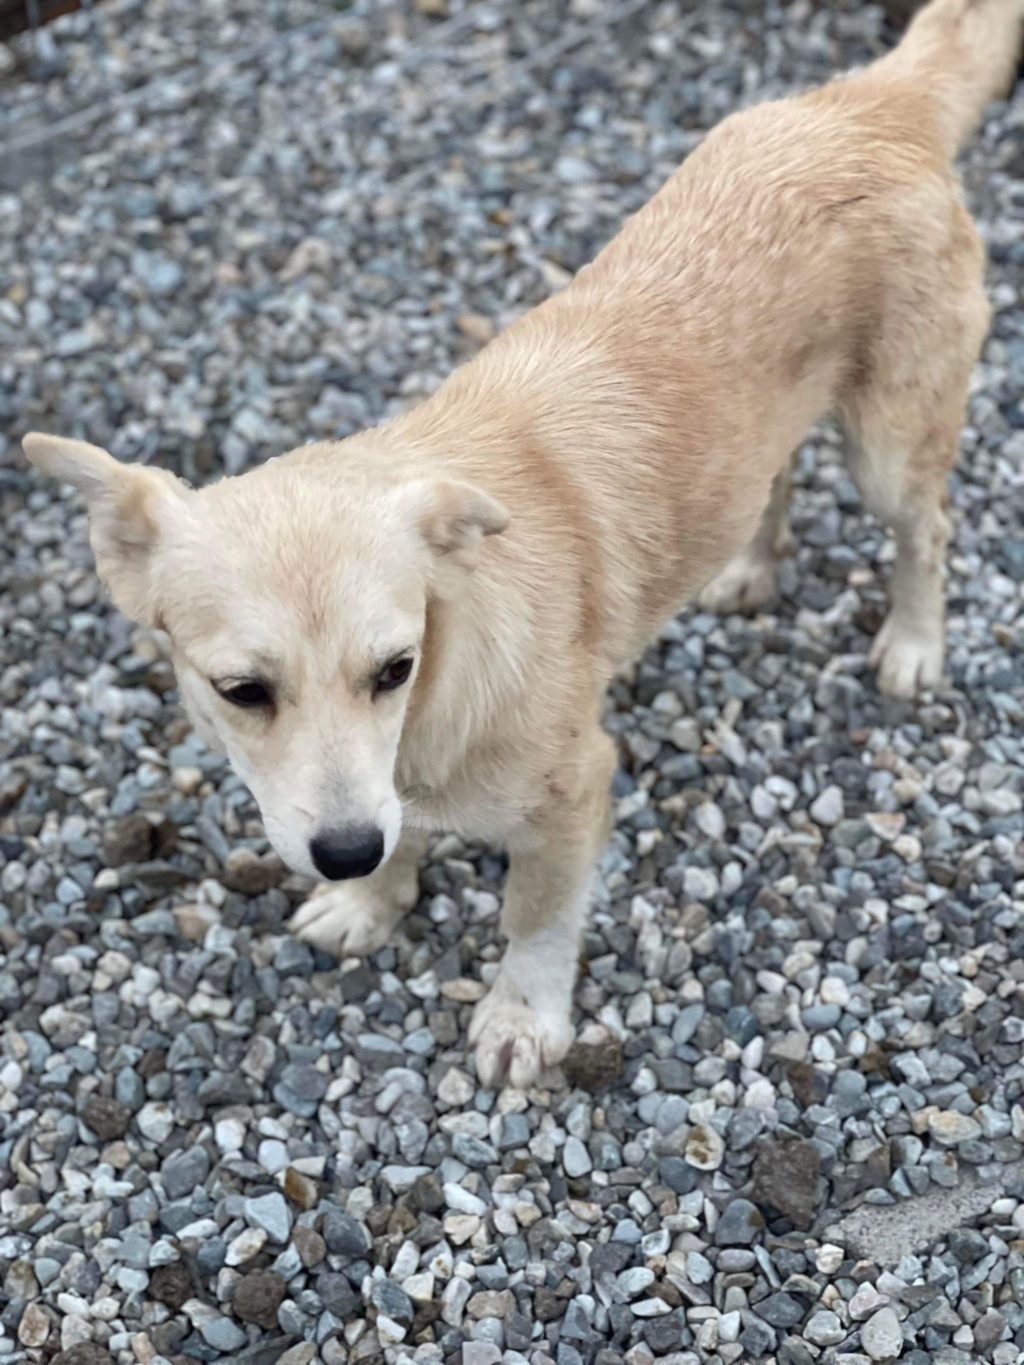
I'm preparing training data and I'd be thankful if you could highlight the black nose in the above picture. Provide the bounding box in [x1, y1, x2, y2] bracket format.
[309, 826, 384, 881]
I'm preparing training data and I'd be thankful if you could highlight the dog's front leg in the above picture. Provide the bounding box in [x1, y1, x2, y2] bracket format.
[289, 833, 425, 958]
[470, 732, 615, 1090]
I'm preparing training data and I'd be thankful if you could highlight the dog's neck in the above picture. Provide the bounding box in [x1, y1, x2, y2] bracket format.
[395, 553, 528, 812]
[376, 336, 606, 828]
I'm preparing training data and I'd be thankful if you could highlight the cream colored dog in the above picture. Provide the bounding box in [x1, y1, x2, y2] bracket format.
[25, 0, 1022, 1087]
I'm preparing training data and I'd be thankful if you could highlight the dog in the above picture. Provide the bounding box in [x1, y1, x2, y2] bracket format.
[24, 0, 1023, 1088]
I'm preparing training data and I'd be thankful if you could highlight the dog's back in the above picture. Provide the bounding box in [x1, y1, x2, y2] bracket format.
[437, 0, 1023, 669]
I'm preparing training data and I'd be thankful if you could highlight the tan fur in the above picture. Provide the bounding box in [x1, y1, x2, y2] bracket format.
[24, 0, 1023, 1087]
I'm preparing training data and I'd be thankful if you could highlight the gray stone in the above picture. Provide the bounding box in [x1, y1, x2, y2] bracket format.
[563, 1136, 593, 1177]
[370, 1279, 414, 1325]
[323, 1210, 369, 1259]
[715, 1199, 765, 1246]
[199, 1316, 247, 1351]
[452, 1133, 498, 1168]
[160, 1147, 210, 1201]
[757, 1292, 807, 1328]
[244, 1193, 292, 1244]
[805, 1310, 845, 1346]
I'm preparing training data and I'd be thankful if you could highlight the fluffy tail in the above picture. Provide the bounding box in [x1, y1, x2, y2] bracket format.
[874, 0, 1023, 155]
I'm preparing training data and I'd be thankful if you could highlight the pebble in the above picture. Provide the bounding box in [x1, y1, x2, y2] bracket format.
[929, 1112, 983, 1146]
[243, 1193, 292, 1244]
[563, 1136, 593, 1177]
[805, 1310, 846, 1347]
[215, 1117, 246, 1154]
[685, 1123, 725, 1171]
[225, 1228, 267, 1266]
[160, 1147, 210, 1201]
[232, 1269, 286, 1330]
[862, 1306, 904, 1361]
[715, 1199, 764, 1246]
[199, 1314, 247, 1352]
[810, 785, 845, 826]
[136, 1102, 175, 1144]
[18, 1303, 50, 1347]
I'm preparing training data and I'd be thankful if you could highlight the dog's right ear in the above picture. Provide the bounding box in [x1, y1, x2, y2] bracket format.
[393, 476, 509, 595]
[398, 477, 509, 559]
[23, 433, 189, 626]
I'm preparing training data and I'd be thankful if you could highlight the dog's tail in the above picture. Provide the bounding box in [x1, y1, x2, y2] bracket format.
[872, 0, 1023, 156]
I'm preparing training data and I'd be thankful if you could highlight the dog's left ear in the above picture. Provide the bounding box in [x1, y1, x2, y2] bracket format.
[400, 478, 509, 566]
[23, 433, 189, 625]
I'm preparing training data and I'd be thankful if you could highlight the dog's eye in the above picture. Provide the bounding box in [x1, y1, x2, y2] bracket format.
[215, 679, 273, 709]
[375, 656, 413, 695]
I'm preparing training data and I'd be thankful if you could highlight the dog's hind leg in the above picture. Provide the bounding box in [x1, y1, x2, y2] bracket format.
[841, 205, 990, 698]
[469, 729, 617, 1090]
[697, 452, 796, 614]
[853, 443, 956, 699]
[289, 832, 425, 957]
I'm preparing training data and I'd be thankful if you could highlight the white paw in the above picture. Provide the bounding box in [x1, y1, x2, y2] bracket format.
[288, 882, 399, 958]
[698, 551, 778, 615]
[469, 972, 575, 1090]
[869, 614, 943, 699]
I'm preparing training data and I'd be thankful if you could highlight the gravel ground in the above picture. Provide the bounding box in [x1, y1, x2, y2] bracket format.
[1, 2, 1024, 1364]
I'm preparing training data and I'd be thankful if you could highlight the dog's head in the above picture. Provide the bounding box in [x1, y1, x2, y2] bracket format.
[24, 433, 507, 880]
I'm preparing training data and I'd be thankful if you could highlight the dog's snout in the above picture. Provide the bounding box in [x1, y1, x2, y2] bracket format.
[309, 825, 384, 881]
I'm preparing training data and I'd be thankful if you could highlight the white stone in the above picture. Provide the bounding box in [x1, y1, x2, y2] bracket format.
[928, 1111, 982, 1146]
[805, 1311, 845, 1346]
[376, 1314, 406, 1346]
[136, 1102, 175, 1144]
[685, 1123, 724, 1171]
[390, 1241, 420, 1282]
[694, 802, 726, 840]
[813, 1244, 846, 1272]
[443, 1183, 487, 1216]
[682, 865, 719, 901]
[441, 1276, 471, 1327]
[632, 1298, 673, 1317]
[403, 1272, 435, 1305]
[810, 785, 844, 826]
[718, 1310, 741, 1344]
[214, 1118, 245, 1154]
[0, 1060, 22, 1092]
[861, 1307, 903, 1361]
[225, 1227, 267, 1266]
[820, 976, 850, 1008]
[18, 1304, 51, 1348]
[849, 1283, 889, 1321]
[257, 1138, 289, 1174]
[437, 1066, 475, 1107]
[743, 1078, 777, 1110]
[980, 788, 1022, 816]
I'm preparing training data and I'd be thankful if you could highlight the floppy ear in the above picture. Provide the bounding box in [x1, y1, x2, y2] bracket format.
[411, 478, 509, 556]
[398, 478, 509, 572]
[23, 433, 188, 626]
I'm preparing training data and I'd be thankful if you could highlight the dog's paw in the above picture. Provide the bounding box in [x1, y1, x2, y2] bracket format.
[469, 973, 575, 1090]
[288, 882, 399, 958]
[698, 550, 778, 615]
[869, 615, 943, 699]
